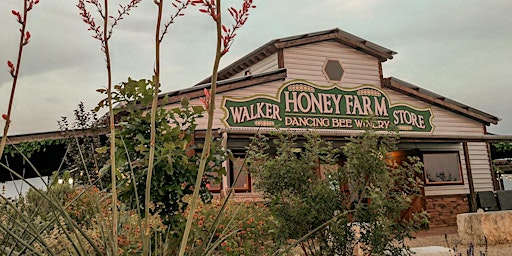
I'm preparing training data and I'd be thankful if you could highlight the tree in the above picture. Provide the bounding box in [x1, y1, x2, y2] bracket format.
[247, 127, 428, 256]
[100, 78, 228, 230]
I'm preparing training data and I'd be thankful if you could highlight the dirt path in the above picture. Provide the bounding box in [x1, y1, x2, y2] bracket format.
[406, 226, 512, 256]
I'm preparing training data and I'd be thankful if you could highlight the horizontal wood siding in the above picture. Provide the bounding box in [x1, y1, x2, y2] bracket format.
[424, 142, 493, 196]
[283, 41, 381, 87]
[383, 89, 486, 135]
[231, 53, 278, 79]
[467, 142, 494, 192]
[425, 143, 470, 196]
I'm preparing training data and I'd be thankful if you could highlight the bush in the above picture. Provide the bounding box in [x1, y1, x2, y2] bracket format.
[97, 78, 228, 229]
[187, 199, 279, 255]
[247, 128, 428, 255]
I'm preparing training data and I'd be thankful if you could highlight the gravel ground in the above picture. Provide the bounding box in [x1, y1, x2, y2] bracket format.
[405, 226, 512, 256]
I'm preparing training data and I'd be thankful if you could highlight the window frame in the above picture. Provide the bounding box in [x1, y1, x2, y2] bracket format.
[422, 151, 464, 186]
[229, 156, 252, 192]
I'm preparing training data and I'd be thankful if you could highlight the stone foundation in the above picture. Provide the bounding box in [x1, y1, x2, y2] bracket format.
[457, 210, 512, 245]
[426, 194, 469, 227]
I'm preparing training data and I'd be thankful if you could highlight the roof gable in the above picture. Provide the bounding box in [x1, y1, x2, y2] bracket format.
[197, 28, 396, 85]
[383, 77, 499, 125]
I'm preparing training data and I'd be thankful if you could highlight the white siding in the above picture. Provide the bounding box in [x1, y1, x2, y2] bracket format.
[421, 142, 493, 196]
[230, 53, 279, 79]
[284, 41, 381, 87]
[162, 39, 494, 198]
[467, 142, 494, 192]
[383, 89, 486, 136]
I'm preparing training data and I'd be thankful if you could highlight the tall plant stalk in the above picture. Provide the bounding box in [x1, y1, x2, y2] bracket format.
[143, 0, 164, 253]
[0, 0, 39, 158]
[77, 1, 142, 253]
[101, 0, 119, 252]
[179, 1, 254, 254]
[179, 1, 222, 252]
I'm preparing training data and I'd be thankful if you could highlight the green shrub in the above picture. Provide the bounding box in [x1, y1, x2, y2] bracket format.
[97, 78, 228, 229]
[247, 128, 428, 255]
[187, 199, 279, 255]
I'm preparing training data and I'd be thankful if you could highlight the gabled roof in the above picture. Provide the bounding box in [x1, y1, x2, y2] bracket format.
[196, 28, 397, 85]
[383, 77, 500, 125]
[157, 69, 287, 106]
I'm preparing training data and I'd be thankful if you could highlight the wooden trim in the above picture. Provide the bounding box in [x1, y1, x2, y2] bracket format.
[463, 142, 477, 212]
[218, 128, 512, 142]
[4, 128, 109, 145]
[383, 78, 499, 125]
[158, 70, 287, 106]
[423, 151, 465, 186]
[196, 44, 278, 85]
[274, 33, 393, 61]
[378, 61, 384, 87]
[275, 33, 337, 49]
[277, 48, 284, 68]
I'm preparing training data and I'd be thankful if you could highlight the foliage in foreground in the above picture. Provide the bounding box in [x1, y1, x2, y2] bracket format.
[1, 183, 166, 255]
[187, 199, 279, 255]
[0, 182, 281, 255]
[99, 78, 229, 229]
[247, 128, 429, 256]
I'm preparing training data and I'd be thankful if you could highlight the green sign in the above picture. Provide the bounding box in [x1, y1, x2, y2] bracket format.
[221, 80, 434, 132]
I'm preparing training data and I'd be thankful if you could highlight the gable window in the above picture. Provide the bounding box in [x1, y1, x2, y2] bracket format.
[423, 152, 464, 185]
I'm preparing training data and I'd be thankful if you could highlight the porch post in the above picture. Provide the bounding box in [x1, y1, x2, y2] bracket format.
[463, 142, 477, 212]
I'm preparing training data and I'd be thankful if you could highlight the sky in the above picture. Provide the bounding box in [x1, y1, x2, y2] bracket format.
[1, 0, 511, 136]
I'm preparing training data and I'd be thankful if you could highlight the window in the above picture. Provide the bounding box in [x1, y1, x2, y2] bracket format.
[423, 152, 463, 185]
[205, 171, 222, 192]
[230, 157, 252, 192]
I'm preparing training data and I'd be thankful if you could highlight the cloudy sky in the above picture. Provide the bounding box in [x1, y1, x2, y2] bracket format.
[1, 0, 511, 136]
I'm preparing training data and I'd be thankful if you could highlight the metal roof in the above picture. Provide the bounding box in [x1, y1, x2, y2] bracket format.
[383, 77, 500, 126]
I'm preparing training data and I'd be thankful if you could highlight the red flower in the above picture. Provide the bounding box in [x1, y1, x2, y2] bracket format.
[200, 88, 211, 111]
[23, 31, 31, 45]
[2, 114, 7, 120]
[7, 61, 15, 77]
[11, 10, 22, 24]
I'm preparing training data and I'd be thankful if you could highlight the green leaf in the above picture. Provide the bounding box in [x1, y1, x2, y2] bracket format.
[192, 105, 205, 114]
[181, 96, 189, 108]
[135, 144, 147, 153]
[95, 146, 108, 154]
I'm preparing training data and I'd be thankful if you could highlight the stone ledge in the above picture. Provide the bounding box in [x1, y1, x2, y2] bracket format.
[457, 210, 512, 245]
[410, 246, 451, 256]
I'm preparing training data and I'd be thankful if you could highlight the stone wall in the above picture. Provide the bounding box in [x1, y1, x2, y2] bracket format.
[426, 194, 469, 227]
[457, 210, 512, 245]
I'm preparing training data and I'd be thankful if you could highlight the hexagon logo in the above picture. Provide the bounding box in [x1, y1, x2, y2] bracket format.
[322, 59, 344, 81]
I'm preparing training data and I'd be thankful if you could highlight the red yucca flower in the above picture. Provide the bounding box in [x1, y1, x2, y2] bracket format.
[11, 10, 22, 23]
[23, 31, 31, 45]
[2, 114, 7, 121]
[199, 88, 211, 110]
[7, 61, 15, 77]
